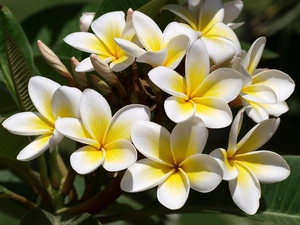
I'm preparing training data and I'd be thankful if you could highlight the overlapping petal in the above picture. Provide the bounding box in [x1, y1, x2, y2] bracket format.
[70, 145, 105, 174]
[242, 100, 270, 123]
[75, 57, 95, 72]
[262, 101, 289, 117]
[114, 38, 146, 58]
[136, 49, 168, 68]
[199, 0, 224, 32]
[223, 0, 243, 25]
[241, 85, 277, 104]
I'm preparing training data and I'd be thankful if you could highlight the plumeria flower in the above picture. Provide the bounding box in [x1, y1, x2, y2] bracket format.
[55, 89, 150, 174]
[114, 11, 198, 69]
[2, 76, 82, 161]
[223, 0, 244, 30]
[161, 0, 241, 65]
[210, 108, 290, 215]
[64, 11, 135, 72]
[232, 37, 295, 123]
[148, 39, 243, 128]
[121, 117, 223, 210]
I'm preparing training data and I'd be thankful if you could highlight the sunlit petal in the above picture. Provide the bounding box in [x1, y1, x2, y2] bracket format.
[171, 117, 208, 164]
[223, 0, 243, 24]
[51, 86, 82, 119]
[133, 11, 162, 51]
[209, 148, 239, 180]
[121, 158, 173, 192]
[157, 169, 189, 210]
[75, 57, 94, 72]
[131, 121, 174, 165]
[102, 139, 137, 172]
[148, 66, 188, 99]
[104, 104, 150, 144]
[200, 0, 224, 32]
[229, 163, 261, 215]
[231, 57, 252, 87]
[192, 68, 243, 102]
[252, 70, 295, 102]
[242, 99, 270, 123]
[48, 129, 64, 150]
[114, 38, 146, 58]
[29, 76, 60, 123]
[136, 49, 168, 68]
[165, 96, 195, 123]
[80, 89, 111, 144]
[185, 39, 210, 95]
[236, 118, 280, 155]
[181, 154, 223, 192]
[241, 84, 277, 104]
[17, 134, 51, 161]
[70, 145, 105, 174]
[194, 97, 232, 128]
[110, 54, 135, 72]
[2, 112, 53, 136]
[233, 151, 290, 183]
[263, 101, 289, 117]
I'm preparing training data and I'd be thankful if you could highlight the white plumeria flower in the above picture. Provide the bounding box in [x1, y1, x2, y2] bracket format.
[2, 76, 82, 161]
[55, 89, 150, 174]
[233, 37, 295, 123]
[79, 12, 95, 32]
[121, 117, 223, 210]
[161, 0, 241, 65]
[148, 39, 243, 128]
[223, 0, 244, 30]
[210, 108, 290, 215]
[114, 11, 198, 69]
[64, 11, 135, 72]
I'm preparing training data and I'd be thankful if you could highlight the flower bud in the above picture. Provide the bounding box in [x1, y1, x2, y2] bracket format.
[71, 57, 88, 89]
[79, 12, 95, 32]
[90, 74, 111, 95]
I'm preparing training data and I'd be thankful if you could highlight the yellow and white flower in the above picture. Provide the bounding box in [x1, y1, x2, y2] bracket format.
[55, 89, 150, 174]
[210, 108, 290, 215]
[121, 117, 223, 210]
[233, 37, 295, 122]
[148, 39, 243, 128]
[223, 0, 244, 29]
[2, 76, 82, 161]
[64, 11, 135, 72]
[161, 0, 241, 65]
[114, 11, 198, 69]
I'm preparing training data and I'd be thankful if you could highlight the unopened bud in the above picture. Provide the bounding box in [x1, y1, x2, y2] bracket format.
[37, 40, 76, 86]
[91, 74, 112, 95]
[126, 8, 134, 23]
[79, 12, 95, 32]
[71, 57, 88, 89]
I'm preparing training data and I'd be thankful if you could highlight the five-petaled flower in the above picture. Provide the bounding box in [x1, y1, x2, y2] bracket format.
[232, 37, 295, 122]
[149, 39, 243, 128]
[2, 76, 82, 161]
[161, 0, 241, 65]
[55, 89, 150, 174]
[210, 108, 290, 215]
[64, 11, 135, 72]
[121, 117, 223, 210]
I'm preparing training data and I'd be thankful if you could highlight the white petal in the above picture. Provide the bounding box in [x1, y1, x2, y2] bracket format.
[194, 97, 233, 128]
[17, 134, 51, 161]
[133, 11, 162, 51]
[231, 57, 252, 87]
[136, 49, 168, 67]
[48, 129, 64, 150]
[64, 32, 107, 55]
[114, 38, 146, 58]
[75, 57, 94, 72]
[51, 86, 82, 119]
[243, 37, 266, 75]
[79, 12, 95, 32]
[263, 101, 289, 117]
[181, 154, 223, 192]
[148, 66, 188, 99]
[252, 70, 295, 102]
[70, 145, 105, 174]
[121, 158, 173, 192]
[131, 121, 174, 165]
[29, 76, 60, 123]
[241, 84, 277, 104]
[234, 151, 290, 183]
[237, 118, 280, 155]
[229, 163, 261, 215]
[80, 89, 111, 143]
[110, 54, 135, 72]
[193, 68, 243, 102]
[2, 112, 53, 136]
[104, 104, 150, 144]
[165, 96, 196, 123]
[91, 11, 125, 55]
[242, 99, 270, 123]
[157, 169, 190, 209]
[209, 148, 239, 180]
[228, 22, 244, 30]
[185, 39, 210, 95]
[200, 0, 224, 32]
[223, 0, 243, 24]
[171, 117, 208, 164]
[55, 118, 99, 148]
[102, 140, 137, 172]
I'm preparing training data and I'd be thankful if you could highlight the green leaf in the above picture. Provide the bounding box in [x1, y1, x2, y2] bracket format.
[0, 5, 35, 112]
[21, 208, 102, 225]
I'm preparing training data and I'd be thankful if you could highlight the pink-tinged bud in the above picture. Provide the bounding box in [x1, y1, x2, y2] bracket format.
[79, 12, 95, 32]
[126, 8, 134, 23]
[71, 57, 88, 89]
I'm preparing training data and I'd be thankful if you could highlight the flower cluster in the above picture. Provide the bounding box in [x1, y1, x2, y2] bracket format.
[2, 0, 295, 216]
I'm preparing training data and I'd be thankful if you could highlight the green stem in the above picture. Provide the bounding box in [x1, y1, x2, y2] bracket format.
[37, 153, 49, 188]
[49, 146, 62, 190]
[60, 167, 77, 197]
